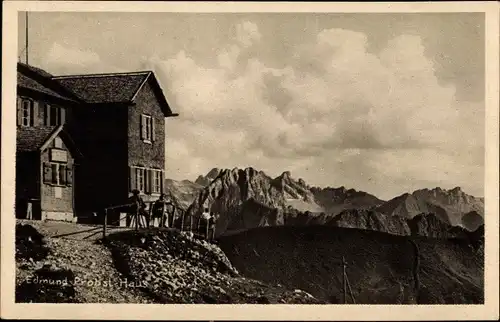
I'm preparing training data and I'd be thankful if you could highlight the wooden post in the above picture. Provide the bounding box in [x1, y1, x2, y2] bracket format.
[135, 208, 139, 231]
[342, 256, 347, 304]
[205, 217, 209, 239]
[103, 208, 108, 240]
[149, 201, 153, 228]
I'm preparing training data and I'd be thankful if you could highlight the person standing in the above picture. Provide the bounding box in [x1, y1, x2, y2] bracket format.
[128, 189, 148, 228]
[208, 213, 219, 240]
[152, 193, 167, 227]
[200, 208, 211, 239]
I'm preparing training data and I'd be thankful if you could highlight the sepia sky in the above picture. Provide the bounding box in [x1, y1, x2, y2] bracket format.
[18, 12, 485, 199]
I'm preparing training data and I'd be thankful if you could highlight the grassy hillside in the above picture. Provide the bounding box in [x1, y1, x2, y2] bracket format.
[218, 225, 483, 304]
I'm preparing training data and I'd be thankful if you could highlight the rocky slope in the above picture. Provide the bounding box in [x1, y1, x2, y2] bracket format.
[327, 209, 411, 236]
[461, 211, 484, 232]
[408, 213, 470, 239]
[186, 167, 287, 236]
[185, 167, 387, 236]
[171, 168, 484, 238]
[103, 229, 322, 304]
[15, 222, 150, 303]
[163, 179, 203, 211]
[377, 187, 484, 227]
[310, 186, 384, 215]
[195, 168, 223, 187]
[219, 225, 484, 304]
[15, 222, 321, 304]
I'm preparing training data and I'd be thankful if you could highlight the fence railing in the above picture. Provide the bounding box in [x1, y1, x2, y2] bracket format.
[100, 202, 216, 241]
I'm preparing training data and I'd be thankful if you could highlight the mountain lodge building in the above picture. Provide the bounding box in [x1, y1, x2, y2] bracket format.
[15, 62, 178, 224]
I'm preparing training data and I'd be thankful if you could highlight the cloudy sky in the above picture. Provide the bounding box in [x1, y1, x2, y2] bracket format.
[18, 12, 485, 199]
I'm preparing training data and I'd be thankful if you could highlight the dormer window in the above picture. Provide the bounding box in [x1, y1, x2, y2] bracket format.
[140, 114, 155, 143]
[19, 98, 34, 127]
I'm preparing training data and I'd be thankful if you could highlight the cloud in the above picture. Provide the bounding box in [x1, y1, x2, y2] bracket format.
[42, 42, 125, 75]
[144, 23, 483, 197]
[235, 21, 261, 47]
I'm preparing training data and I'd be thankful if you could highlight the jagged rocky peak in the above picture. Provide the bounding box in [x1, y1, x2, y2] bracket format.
[206, 167, 222, 178]
[274, 171, 293, 183]
[195, 168, 223, 186]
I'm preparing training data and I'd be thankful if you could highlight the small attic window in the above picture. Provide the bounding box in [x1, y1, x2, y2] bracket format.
[54, 137, 63, 149]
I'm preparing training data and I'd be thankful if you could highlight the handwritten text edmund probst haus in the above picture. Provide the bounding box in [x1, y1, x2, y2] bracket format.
[26, 276, 148, 289]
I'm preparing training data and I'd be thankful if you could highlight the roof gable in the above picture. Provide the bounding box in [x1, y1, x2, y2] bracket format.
[17, 126, 59, 153]
[17, 63, 82, 103]
[53, 71, 150, 104]
[53, 71, 178, 117]
[17, 125, 83, 158]
[132, 72, 177, 117]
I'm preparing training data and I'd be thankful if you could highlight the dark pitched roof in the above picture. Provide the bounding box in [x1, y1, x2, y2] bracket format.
[17, 125, 83, 158]
[53, 71, 151, 104]
[18, 62, 54, 78]
[17, 63, 82, 103]
[17, 126, 58, 152]
[53, 71, 178, 117]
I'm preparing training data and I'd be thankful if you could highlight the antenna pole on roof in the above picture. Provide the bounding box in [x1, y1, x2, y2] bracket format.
[25, 11, 28, 65]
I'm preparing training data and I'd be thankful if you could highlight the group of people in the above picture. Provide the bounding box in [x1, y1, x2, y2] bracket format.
[127, 190, 219, 240]
[199, 207, 219, 240]
[128, 190, 175, 228]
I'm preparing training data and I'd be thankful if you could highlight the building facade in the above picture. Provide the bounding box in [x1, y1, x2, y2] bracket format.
[16, 63, 178, 225]
[54, 70, 178, 224]
[16, 63, 83, 221]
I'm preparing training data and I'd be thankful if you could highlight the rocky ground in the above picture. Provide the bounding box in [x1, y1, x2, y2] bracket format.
[105, 228, 322, 304]
[219, 225, 484, 304]
[15, 220, 321, 304]
[15, 221, 150, 303]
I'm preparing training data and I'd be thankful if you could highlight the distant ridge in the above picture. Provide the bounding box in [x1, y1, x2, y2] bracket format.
[165, 167, 484, 236]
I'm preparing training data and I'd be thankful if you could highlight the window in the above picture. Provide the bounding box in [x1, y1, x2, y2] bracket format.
[20, 99, 34, 127]
[136, 168, 145, 192]
[43, 162, 72, 186]
[140, 114, 155, 143]
[152, 170, 162, 194]
[130, 166, 163, 194]
[44, 104, 65, 126]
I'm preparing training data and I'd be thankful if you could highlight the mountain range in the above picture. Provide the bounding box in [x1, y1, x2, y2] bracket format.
[164, 167, 484, 236]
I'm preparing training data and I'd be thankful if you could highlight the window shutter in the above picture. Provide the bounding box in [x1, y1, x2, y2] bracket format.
[60, 107, 66, 125]
[129, 166, 136, 192]
[17, 98, 22, 126]
[66, 166, 73, 186]
[43, 163, 52, 183]
[51, 163, 59, 184]
[140, 115, 145, 140]
[38, 102, 44, 118]
[160, 171, 164, 194]
[144, 169, 151, 194]
[44, 103, 50, 126]
[32, 101, 38, 126]
[60, 164, 67, 185]
[151, 118, 156, 142]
